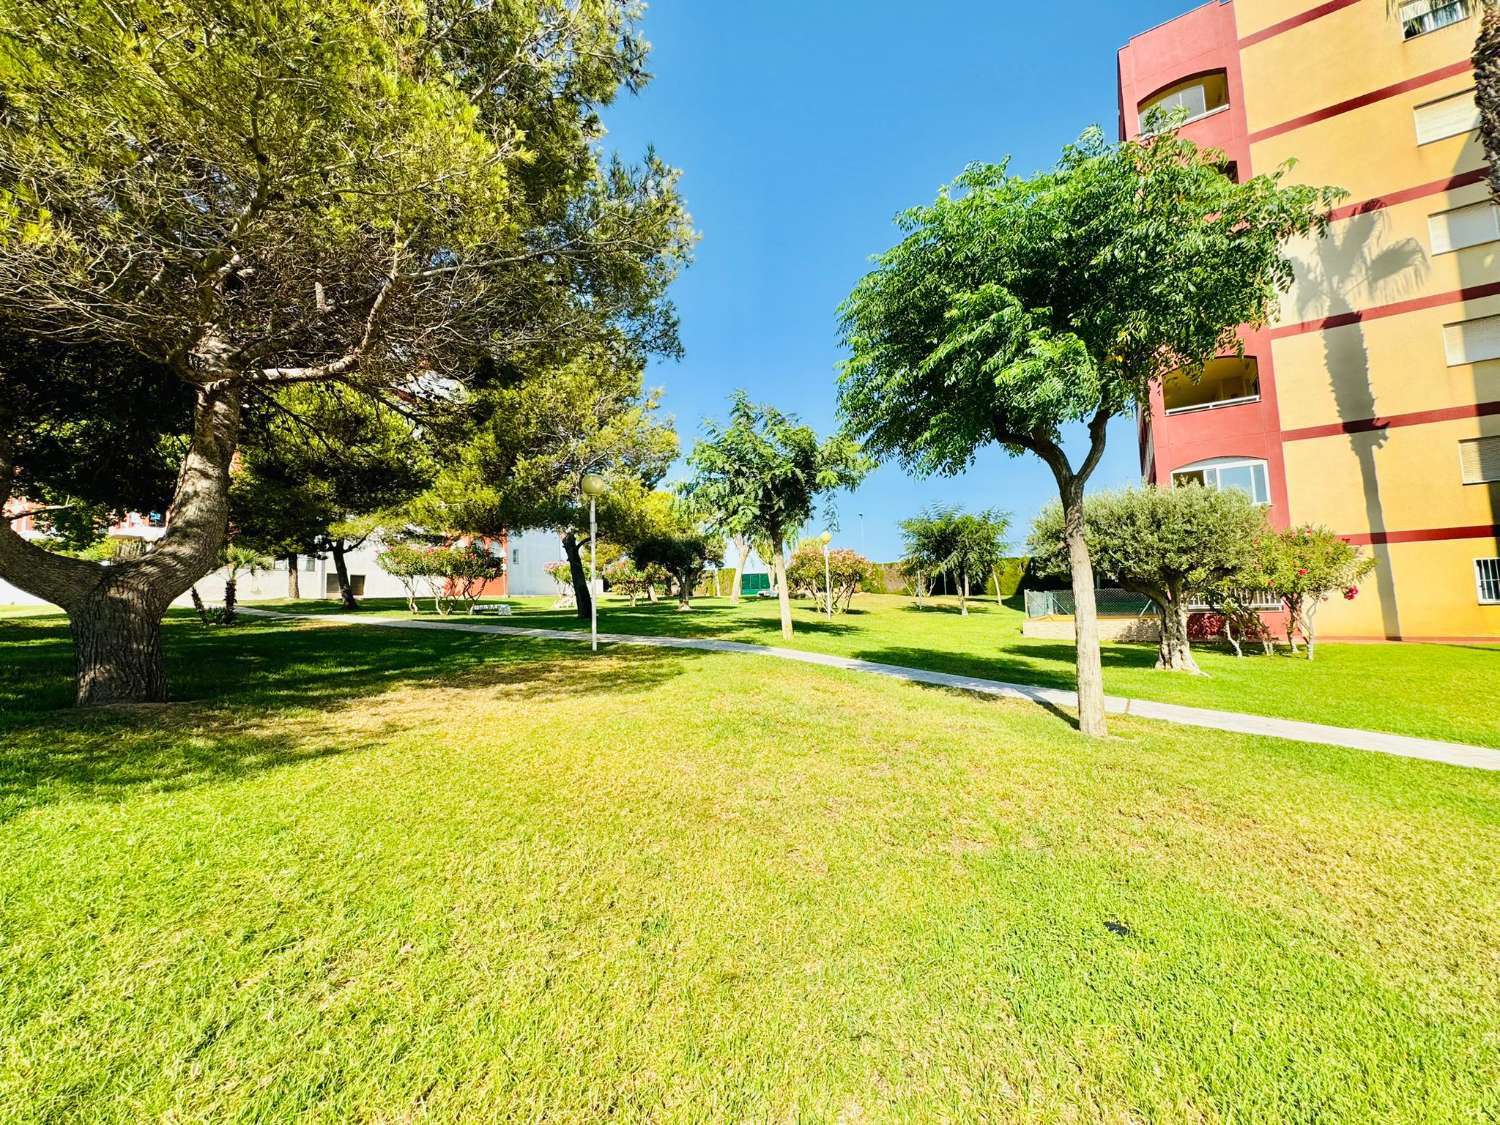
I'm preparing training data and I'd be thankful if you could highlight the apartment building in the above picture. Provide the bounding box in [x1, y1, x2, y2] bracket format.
[1121, 0, 1499, 640]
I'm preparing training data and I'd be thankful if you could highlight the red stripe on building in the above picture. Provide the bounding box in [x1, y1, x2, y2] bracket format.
[1237, 0, 1363, 49]
[1327, 167, 1491, 222]
[1269, 281, 1500, 339]
[1340, 525, 1500, 546]
[1283, 400, 1500, 442]
[1247, 60, 1475, 143]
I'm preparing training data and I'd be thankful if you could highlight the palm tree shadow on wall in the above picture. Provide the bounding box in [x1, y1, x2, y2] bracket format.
[1292, 212, 1428, 639]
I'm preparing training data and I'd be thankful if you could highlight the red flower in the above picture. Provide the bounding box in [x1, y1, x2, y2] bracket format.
[1343, 586, 1359, 601]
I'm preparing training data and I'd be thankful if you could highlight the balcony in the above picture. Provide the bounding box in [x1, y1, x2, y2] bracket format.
[1163, 357, 1260, 416]
[1138, 71, 1230, 136]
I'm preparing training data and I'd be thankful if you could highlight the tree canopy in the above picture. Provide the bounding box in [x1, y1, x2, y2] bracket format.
[839, 127, 1339, 734]
[898, 506, 1010, 616]
[0, 0, 691, 703]
[683, 392, 870, 639]
[1030, 486, 1266, 674]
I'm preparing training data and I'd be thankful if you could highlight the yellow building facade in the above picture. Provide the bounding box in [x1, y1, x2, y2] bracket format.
[1124, 0, 1500, 640]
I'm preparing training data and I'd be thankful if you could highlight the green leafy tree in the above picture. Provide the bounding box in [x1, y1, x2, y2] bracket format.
[231, 386, 433, 610]
[839, 128, 1337, 735]
[631, 534, 721, 611]
[1030, 486, 1266, 675]
[684, 393, 870, 639]
[1260, 526, 1375, 660]
[897, 506, 1009, 617]
[0, 0, 690, 704]
[417, 352, 678, 621]
[1478, 1, 1499, 202]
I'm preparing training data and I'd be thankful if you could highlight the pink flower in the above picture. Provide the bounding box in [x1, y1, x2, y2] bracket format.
[1297, 568, 1308, 576]
[1343, 586, 1359, 601]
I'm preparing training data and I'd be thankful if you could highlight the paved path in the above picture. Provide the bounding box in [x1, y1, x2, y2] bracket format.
[242, 609, 1500, 772]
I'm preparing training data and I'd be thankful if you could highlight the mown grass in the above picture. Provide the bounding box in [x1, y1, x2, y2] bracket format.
[2, 612, 1499, 1122]
[247, 592, 1500, 748]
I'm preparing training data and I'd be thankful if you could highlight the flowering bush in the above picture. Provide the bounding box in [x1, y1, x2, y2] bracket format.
[785, 542, 877, 614]
[1259, 526, 1374, 659]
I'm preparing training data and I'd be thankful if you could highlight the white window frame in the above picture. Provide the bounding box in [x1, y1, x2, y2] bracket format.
[1428, 199, 1500, 255]
[1475, 558, 1500, 605]
[1444, 313, 1500, 367]
[1459, 436, 1500, 485]
[1171, 456, 1272, 506]
[1400, 0, 1471, 40]
[1413, 88, 1480, 145]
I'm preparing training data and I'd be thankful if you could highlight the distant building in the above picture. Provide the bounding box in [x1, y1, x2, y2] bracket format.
[1121, 0, 1498, 640]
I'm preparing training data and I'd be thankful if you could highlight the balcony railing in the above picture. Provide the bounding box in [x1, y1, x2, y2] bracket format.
[1164, 392, 1261, 417]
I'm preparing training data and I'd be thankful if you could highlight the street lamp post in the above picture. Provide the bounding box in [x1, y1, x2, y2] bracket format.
[581, 474, 608, 652]
[819, 531, 834, 619]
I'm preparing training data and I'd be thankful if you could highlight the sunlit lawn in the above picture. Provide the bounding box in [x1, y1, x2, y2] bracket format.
[2, 612, 1498, 1122]
[255, 592, 1500, 748]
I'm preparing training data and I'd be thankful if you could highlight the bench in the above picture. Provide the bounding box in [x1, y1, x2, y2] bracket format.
[469, 603, 514, 617]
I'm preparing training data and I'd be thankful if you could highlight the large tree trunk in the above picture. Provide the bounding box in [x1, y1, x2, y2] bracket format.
[287, 554, 300, 599]
[70, 572, 171, 705]
[2, 384, 241, 706]
[774, 547, 794, 640]
[677, 577, 693, 611]
[1061, 484, 1108, 738]
[731, 538, 751, 605]
[1154, 591, 1202, 674]
[562, 531, 592, 620]
[1477, 1, 1500, 202]
[330, 540, 358, 610]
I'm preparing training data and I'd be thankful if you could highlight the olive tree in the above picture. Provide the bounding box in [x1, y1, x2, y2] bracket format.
[0, 0, 690, 704]
[1030, 485, 1266, 675]
[839, 128, 1337, 735]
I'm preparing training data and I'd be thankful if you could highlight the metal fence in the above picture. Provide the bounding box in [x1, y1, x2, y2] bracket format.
[1025, 587, 1282, 619]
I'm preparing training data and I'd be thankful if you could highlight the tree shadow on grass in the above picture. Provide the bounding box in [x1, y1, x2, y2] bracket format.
[0, 613, 709, 822]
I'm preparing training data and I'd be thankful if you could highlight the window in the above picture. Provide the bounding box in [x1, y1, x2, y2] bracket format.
[1429, 200, 1500, 254]
[1477, 558, 1500, 605]
[1163, 357, 1260, 414]
[1138, 72, 1229, 134]
[1443, 314, 1500, 366]
[303, 556, 317, 572]
[325, 574, 366, 597]
[1172, 457, 1271, 505]
[1414, 89, 1479, 145]
[1460, 436, 1500, 485]
[1400, 0, 1471, 39]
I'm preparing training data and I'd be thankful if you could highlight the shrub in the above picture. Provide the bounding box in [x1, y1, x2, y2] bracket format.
[1259, 525, 1375, 660]
[786, 542, 877, 614]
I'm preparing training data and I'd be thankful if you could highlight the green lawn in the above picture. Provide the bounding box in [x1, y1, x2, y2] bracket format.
[256, 592, 1500, 748]
[2, 612, 1499, 1122]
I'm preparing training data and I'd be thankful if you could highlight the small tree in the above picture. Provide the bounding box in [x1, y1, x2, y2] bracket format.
[441, 542, 507, 615]
[684, 393, 869, 639]
[219, 545, 274, 625]
[1261, 526, 1374, 660]
[1030, 486, 1266, 675]
[898, 506, 1010, 615]
[603, 558, 653, 606]
[631, 535, 721, 611]
[377, 542, 430, 615]
[840, 128, 1338, 734]
[786, 543, 876, 614]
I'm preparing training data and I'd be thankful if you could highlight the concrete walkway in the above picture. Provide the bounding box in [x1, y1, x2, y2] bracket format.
[242, 608, 1500, 772]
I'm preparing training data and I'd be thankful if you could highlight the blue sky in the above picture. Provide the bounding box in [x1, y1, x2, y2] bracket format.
[605, 0, 1193, 561]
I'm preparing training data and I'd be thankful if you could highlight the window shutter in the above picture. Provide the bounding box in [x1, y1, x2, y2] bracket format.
[1429, 201, 1500, 254]
[1414, 89, 1480, 144]
[1444, 314, 1500, 366]
[1460, 436, 1500, 484]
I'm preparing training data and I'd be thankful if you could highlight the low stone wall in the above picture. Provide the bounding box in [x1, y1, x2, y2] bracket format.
[1022, 615, 1160, 643]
